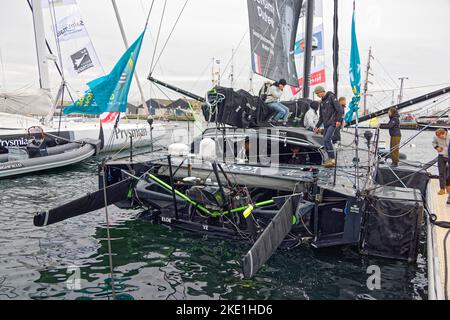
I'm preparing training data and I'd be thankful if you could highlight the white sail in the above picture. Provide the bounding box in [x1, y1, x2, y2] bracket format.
[43, 0, 103, 78]
[0, 88, 53, 117]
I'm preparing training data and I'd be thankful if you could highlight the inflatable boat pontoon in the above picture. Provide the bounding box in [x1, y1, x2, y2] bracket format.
[0, 138, 101, 179]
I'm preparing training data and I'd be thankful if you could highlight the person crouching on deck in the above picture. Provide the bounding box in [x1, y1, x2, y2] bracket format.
[266, 79, 290, 126]
[385, 107, 402, 167]
[313, 86, 343, 168]
[432, 128, 450, 195]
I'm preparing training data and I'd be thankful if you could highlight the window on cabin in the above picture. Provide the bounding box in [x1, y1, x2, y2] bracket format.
[278, 143, 322, 166]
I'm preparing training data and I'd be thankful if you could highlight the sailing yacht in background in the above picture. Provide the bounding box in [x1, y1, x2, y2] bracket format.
[0, 0, 172, 153]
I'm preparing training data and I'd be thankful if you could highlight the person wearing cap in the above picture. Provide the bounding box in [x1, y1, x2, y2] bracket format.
[313, 86, 343, 168]
[265, 79, 290, 126]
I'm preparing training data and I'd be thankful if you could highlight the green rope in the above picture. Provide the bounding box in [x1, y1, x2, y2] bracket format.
[146, 173, 275, 218]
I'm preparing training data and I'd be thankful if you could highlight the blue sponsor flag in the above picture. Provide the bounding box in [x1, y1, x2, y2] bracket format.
[64, 31, 145, 115]
[345, 3, 361, 124]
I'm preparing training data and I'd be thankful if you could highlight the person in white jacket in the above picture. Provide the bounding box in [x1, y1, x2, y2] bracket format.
[304, 101, 319, 130]
[265, 79, 290, 125]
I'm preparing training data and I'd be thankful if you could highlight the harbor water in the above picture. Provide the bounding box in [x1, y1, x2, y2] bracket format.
[0, 125, 438, 300]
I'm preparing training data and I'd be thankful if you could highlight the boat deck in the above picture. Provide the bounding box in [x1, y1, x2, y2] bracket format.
[427, 178, 450, 300]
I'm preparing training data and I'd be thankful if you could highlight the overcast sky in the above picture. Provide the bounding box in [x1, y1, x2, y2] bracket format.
[1, 0, 449, 111]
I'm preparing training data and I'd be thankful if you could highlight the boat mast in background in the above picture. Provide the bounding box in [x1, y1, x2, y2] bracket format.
[398, 76, 409, 104]
[111, 0, 148, 115]
[31, 0, 51, 91]
[302, 0, 314, 99]
[362, 47, 374, 115]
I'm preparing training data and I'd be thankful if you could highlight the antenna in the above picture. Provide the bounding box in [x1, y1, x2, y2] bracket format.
[398, 77, 409, 104]
[362, 47, 374, 115]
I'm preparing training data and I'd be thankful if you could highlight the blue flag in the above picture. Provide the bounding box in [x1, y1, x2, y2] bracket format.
[64, 31, 145, 115]
[345, 3, 361, 124]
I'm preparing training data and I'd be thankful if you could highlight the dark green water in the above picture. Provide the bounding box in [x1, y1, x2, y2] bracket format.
[0, 129, 436, 300]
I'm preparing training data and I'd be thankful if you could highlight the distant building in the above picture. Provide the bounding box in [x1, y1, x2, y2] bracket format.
[166, 98, 192, 116]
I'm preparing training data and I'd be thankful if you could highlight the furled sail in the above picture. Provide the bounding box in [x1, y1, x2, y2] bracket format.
[247, 0, 303, 87]
[0, 88, 53, 116]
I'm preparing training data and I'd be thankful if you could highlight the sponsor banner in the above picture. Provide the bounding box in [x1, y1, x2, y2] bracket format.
[291, 67, 326, 95]
[55, 13, 88, 42]
[65, 42, 101, 76]
[247, 0, 303, 87]
[43, 0, 103, 77]
[0, 131, 72, 149]
[294, 24, 325, 57]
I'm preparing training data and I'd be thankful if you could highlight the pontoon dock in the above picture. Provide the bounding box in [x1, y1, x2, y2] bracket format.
[427, 178, 450, 300]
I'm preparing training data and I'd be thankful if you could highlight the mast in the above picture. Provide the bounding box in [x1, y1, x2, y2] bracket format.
[362, 47, 374, 115]
[398, 76, 408, 104]
[302, 0, 315, 99]
[211, 57, 215, 86]
[230, 48, 235, 89]
[332, 0, 339, 96]
[111, 0, 148, 114]
[32, 0, 51, 91]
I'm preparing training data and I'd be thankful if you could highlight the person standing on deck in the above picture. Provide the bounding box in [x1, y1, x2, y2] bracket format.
[432, 128, 450, 195]
[383, 107, 402, 167]
[332, 97, 347, 144]
[266, 79, 290, 126]
[313, 86, 343, 168]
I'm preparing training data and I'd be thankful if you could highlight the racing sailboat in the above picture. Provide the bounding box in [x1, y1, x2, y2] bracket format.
[33, 0, 448, 283]
[0, 0, 173, 154]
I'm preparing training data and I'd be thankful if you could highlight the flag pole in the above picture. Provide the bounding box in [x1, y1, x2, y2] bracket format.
[111, 0, 152, 117]
[353, 0, 360, 192]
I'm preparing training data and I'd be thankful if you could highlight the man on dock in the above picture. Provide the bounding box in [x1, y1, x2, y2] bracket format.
[384, 108, 402, 167]
[313, 86, 343, 168]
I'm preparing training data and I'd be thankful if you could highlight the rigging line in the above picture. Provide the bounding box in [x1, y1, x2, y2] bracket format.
[220, 30, 249, 79]
[373, 56, 399, 89]
[368, 83, 450, 94]
[153, 82, 174, 103]
[189, 60, 214, 92]
[101, 164, 117, 300]
[144, 0, 155, 29]
[48, 0, 64, 80]
[150, 0, 189, 75]
[148, 0, 168, 76]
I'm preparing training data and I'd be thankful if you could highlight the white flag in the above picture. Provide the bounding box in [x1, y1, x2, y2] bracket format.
[42, 0, 103, 77]
[55, 13, 88, 42]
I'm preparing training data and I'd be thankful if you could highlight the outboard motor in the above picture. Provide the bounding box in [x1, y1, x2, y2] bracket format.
[364, 130, 373, 148]
[26, 126, 48, 158]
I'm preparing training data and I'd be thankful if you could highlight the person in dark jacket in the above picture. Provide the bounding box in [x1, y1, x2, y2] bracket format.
[313, 86, 343, 167]
[385, 107, 402, 167]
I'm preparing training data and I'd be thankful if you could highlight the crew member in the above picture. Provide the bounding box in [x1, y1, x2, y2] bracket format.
[266, 79, 290, 126]
[313, 86, 343, 168]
